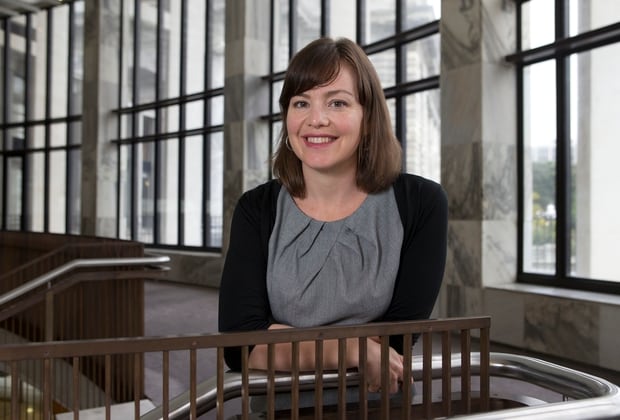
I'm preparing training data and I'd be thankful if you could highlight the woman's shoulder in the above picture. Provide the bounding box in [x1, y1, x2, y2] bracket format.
[237, 179, 282, 211]
[393, 173, 446, 200]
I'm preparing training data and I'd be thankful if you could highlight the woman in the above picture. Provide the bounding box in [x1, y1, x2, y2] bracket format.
[218, 37, 447, 395]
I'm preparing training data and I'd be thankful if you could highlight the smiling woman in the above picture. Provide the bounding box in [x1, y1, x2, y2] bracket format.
[218, 37, 448, 397]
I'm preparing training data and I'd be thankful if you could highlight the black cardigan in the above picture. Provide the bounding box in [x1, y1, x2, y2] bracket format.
[218, 173, 448, 371]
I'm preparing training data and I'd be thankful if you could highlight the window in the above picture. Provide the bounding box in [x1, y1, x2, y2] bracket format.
[115, 0, 225, 250]
[264, 0, 441, 183]
[509, 0, 620, 293]
[0, 2, 83, 234]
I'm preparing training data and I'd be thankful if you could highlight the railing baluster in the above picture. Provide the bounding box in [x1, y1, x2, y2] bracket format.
[163, 350, 169, 420]
[10, 361, 18, 420]
[358, 336, 368, 420]
[480, 326, 491, 412]
[380, 336, 390, 420]
[423, 331, 432, 419]
[337, 338, 347, 420]
[401, 333, 412, 420]
[314, 339, 324, 420]
[216, 347, 225, 420]
[267, 343, 275, 420]
[190, 348, 197, 419]
[105, 354, 111, 420]
[241, 345, 250, 420]
[442, 330, 452, 417]
[461, 329, 471, 414]
[73, 356, 80, 419]
[291, 341, 300, 420]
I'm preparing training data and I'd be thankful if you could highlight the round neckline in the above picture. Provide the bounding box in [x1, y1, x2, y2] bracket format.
[285, 189, 370, 224]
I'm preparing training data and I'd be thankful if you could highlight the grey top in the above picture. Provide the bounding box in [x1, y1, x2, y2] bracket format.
[266, 187, 404, 328]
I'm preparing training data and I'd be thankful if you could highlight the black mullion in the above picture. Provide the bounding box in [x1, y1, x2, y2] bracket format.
[320, 0, 329, 37]
[131, 0, 141, 240]
[202, 0, 211, 248]
[394, 0, 405, 157]
[289, 0, 298, 58]
[555, 0, 570, 278]
[153, 0, 164, 244]
[44, 9, 53, 233]
[178, 0, 188, 246]
[516, 3, 525, 278]
[22, 14, 33, 231]
[356, 0, 366, 45]
[66, 3, 75, 233]
[267, 0, 276, 181]
[115, 0, 125, 238]
[1, 20, 9, 230]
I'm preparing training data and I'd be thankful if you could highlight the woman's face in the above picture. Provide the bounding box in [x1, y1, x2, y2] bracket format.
[286, 64, 363, 178]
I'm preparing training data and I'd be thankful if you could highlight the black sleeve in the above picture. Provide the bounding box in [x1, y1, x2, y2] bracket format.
[217, 182, 279, 371]
[380, 175, 448, 353]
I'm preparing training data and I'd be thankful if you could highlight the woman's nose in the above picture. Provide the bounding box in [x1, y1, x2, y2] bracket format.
[307, 107, 328, 127]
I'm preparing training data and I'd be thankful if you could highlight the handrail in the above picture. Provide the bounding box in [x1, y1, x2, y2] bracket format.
[0, 253, 170, 307]
[140, 352, 620, 420]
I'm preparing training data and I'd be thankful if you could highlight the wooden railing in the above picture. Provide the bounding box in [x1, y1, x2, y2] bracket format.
[0, 232, 169, 414]
[0, 316, 492, 419]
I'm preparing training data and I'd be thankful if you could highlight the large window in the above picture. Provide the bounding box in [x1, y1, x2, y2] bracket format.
[264, 0, 441, 183]
[115, 0, 225, 251]
[510, 0, 620, 293]
[0, 2, 83, 234]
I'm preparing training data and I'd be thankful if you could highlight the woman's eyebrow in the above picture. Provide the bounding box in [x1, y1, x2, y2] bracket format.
[294, 89, 356, 98]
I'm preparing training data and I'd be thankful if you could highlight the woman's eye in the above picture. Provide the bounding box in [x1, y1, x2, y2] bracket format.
[330, 100, 347, 108]
[291, 100, 308, 109]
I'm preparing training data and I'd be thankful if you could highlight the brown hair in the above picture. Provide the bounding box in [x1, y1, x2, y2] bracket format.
[272, 37, 402, 197]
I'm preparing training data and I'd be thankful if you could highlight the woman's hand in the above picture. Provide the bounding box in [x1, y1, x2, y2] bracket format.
[362, 337, 405, 394]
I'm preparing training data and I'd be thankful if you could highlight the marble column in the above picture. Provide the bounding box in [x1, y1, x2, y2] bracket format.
[222, 0, 271, 253]
[439, 0, 517, 316]
[80, 0, 120, 237]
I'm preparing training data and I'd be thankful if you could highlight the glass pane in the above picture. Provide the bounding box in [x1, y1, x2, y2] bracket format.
[49, 150, 67, 233]
[273, 0, 290, 73]
[184, 135, 203, 246]
[208, 132, 224, 247]
[68, 148, 81, 234]
[137, 0, 157, 104]
[0, 21, 4, 124]
[7, 157, 22, 230]
[404, 90, 440, 182]
[569, 0, 620, 37]
[121, 114, 133, 139]
[8, 128, 25, 150]
[386, 97, 396, 131]
[158, 138, 179, 245]
[121, 0, 135, 107]
[369, 49, 396, 89]
[209, 95, 223, 126]
[208, 0, 225, 88]
[570, 45, 620, 282]
[272, 80, 283, 114]
[521, 0, 555, 50]
[406, 34, 440, 81]
[404, 0, 440, 29]
[69, 121, 82, 146]
[31, 12, 48, 121]
[327, 0, 356, 39]
[50, 6, 69, 119]
[138, 142, 155, 243]
[185, 100, 204, 131]
[296, 0, 321, 53]
[119, 145, 132, 239]
[70, 1, 84, 116]
[161, 0, 181, 99]
[9, 15, 26, 123]
[27, 152, 45, 232]
[31, 124, 45, 149]
[161, 104, 179, 133]
[138, 110, 156, 136]
[366, 0, 396, 43]
[522, 60, 557, 274]
[186, 0, 206, 94]
[50, 122, 67, 147]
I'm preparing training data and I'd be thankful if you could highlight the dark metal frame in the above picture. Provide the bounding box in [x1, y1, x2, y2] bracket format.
[0, 1, 82, 234]
[509, 0, 620, 294]
[113, 0, 224, 252]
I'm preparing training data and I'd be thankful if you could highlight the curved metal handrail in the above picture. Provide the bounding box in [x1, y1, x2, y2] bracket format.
[0, 253, 171, 307]
[141, 352, 620, 420]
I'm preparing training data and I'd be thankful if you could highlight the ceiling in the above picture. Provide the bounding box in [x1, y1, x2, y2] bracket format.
[0, 0, 62, 18]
